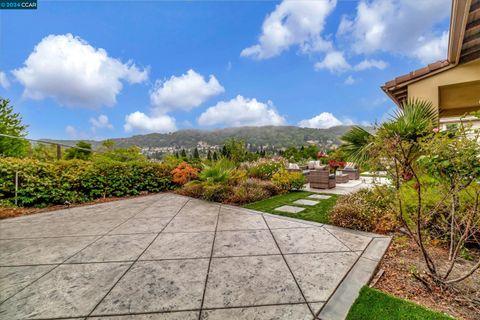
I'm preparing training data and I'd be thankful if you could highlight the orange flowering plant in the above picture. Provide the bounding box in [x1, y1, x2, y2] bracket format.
[171, 162, 199, 185]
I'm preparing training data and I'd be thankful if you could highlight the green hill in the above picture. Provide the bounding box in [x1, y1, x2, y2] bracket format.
[43, 125, 370, 150]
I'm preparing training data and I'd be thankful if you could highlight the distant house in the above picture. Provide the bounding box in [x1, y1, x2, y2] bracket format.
[382, 0, 480, 129]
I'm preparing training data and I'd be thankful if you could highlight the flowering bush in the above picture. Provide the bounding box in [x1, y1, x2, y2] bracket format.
[328, 160, 346, 170]
[171, 162, 199, 185]
[242, 157, 286, 180]
[271, 168, 305, 192]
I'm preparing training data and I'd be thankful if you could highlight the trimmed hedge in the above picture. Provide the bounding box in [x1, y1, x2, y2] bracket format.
[0, 158, 174, 207]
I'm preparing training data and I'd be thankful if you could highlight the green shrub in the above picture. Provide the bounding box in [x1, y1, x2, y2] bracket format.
[330, 187, 397, 233]
[0, 158, 57, 207]
[177, 180, 232, 202]
[176, 180, 205, 199]
[199, 158, 235, 183]
[202, 182, 232, 202]
[0, 157, 174, 207]
[226, 178, 279, 205]
[271, 169, 306, 192]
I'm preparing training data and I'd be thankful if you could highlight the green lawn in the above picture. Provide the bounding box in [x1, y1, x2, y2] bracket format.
[243, 191, 337, 224]
[347, 286, 455, 320]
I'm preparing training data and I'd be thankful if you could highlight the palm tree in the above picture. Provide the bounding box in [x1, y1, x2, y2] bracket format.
[340, 99, 438, 165]
[339, 126, 373, 166]
[340, 99, 442, 279]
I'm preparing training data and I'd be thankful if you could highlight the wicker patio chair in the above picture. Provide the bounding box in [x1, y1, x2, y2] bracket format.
[342, 162, 360, 180]
[335, 173, 349, 183]
[309, 169, 336, 189]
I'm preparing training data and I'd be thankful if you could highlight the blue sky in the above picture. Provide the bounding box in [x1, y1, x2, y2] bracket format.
[0, 0, 451, 140]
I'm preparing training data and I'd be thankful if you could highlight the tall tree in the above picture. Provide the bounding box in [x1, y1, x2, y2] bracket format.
[0, 98, 29, 158]
[207, 150, 212, 161]
[64, 141, 92, 160]
[101, 139, 115, 151]
[221, 145, 228, 157]
[193, 147, 200, 159]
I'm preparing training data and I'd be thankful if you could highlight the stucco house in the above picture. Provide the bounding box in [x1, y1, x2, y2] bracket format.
[382, 0, 480, 129]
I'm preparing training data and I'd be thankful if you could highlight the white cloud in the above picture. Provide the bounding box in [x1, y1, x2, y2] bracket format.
[316, 54, 388, 74]
[124, 111, 177, 133]
[0, 71, 10, 89]
[353, 59, 387, 71]
[342, 118, 356, 126]
[198, 95, 286, 127]
[13, 33, 148, 108]
[344, 75, 355, 85]
[412, 31, 449, 64]
[89, 114, 113, 130]
[314, 51, 351, 73]
[241, 0, 337, 59]
[338, 0, 450, 62]
[150, 69, 224, 113]
[298, 112, 344, 129]
[65, 125, 78, 138]
[126, 69, 223, 133]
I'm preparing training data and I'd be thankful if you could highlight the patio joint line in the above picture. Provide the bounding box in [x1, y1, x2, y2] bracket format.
[313, 237, 374, 319]
[197, 204, 221, 320]
[201, 300, 324, 311]
[322, 226, 356, 252]
[0, 250, 359, 267]
[30, 301, 330, 320]
[259, 213, 316, 318]
[85, 198, 191, 318]
[0, 234, 106, 240]
[0, 202, 155, 306]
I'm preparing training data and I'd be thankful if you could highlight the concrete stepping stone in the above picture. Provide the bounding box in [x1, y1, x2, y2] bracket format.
[307, 194, 331, 200]
[293, 199, 319, 206]
[274, 205, 305, 213]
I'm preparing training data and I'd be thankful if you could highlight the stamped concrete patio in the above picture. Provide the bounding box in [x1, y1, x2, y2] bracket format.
[0, 193, 390, 320]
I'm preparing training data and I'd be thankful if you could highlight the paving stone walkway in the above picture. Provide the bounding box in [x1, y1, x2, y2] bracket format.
[0, 193, 390, 320]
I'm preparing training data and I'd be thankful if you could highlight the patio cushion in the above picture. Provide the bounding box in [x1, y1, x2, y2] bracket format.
[345, 162, 357, 169]
[288, 163, 300, 170]
[314, 163, 326, 170]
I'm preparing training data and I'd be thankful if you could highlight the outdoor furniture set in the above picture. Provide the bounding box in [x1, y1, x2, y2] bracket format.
[297, 160, 360, 190]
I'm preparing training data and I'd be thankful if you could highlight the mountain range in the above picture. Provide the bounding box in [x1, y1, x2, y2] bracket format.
[44, 125, 370, 150]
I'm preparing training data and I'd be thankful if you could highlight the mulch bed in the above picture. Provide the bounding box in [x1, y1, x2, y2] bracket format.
[374, 235, 480, 320]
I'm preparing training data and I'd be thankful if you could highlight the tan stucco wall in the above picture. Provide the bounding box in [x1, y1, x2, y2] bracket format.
[407, 60, 480, 113]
